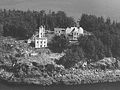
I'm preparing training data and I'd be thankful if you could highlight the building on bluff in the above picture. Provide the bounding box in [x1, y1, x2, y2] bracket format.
[54, 26, 86, 41]
[28, 26, 47, 48]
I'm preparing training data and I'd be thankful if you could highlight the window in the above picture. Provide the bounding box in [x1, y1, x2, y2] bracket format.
[74, 32, 76, 35]
[40, 45, 42, 47]
[41, 41, 42, 44]
[74, 37, 77, 40]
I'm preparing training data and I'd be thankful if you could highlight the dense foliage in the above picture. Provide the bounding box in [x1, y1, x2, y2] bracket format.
[79, 14, 120, 58]
[0, 9, 76, 39]
[58, 14, 120, 68]
[49, 34, 69, 53]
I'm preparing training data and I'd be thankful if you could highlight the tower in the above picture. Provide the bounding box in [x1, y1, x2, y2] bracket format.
[35, 25, 47, 48]
[39, 26, 45, 38]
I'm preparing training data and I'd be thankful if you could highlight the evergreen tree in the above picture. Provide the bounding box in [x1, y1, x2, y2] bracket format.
[49, 34, 69, 53]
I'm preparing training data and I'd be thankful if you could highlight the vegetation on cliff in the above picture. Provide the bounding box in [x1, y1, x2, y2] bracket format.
[0, 36, 120, 86]
[0, 9, 120, 85]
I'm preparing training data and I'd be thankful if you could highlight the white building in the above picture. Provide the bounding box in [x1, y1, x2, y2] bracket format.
[38, 26, 45, 38]
[54, 28, 66, 36]
[35, 37, 47, 48]
[54, 27, 84, 41]
[35, 26, 47, 48]
[66, 27, 84, 40]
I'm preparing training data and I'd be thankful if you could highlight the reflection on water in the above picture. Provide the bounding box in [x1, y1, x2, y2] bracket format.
[0, 80, 120, 90]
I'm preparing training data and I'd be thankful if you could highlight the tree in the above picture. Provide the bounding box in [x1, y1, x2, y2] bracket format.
[112, 36, 120, 57]
[49, 34, 69, 53]
[78, 35, 105, 61]
[79, 14, 98, 32]
[55, 11, 76, 28]
[0, 24, 3, 36]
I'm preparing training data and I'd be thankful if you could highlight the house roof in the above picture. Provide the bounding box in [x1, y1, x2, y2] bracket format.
[71, 28, 76, 33]
[66, 27, 72, 34]
[66, 27, 79, 34]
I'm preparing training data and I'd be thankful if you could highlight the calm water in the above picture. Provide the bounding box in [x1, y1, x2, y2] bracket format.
[0, 80, 120, 90]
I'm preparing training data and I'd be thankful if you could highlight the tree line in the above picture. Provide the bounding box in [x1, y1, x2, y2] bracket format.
[0, 9, 76, 39]
[79, 14, 120, 59]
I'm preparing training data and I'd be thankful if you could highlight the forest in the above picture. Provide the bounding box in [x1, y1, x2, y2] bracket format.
[0, 9, 76, 39]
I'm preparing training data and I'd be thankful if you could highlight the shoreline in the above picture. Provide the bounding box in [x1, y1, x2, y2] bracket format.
[0, 69, 120, 86]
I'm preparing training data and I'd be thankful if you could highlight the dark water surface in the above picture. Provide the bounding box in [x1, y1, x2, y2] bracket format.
[0, 80, 120, 90]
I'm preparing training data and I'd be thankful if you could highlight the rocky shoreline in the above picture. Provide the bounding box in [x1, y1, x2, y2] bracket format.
[0, 68, 120, 86]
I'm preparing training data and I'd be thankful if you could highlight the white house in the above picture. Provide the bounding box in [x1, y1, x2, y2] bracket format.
[35, 37, 47, 48]
[53, 27, 84, 40]
[66, 27, 84, 40]
[28, 26, 47, 48]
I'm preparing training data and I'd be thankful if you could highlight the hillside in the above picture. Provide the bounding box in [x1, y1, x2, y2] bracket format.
[0, 9, 120, 85]
[0, 36, 120, 86]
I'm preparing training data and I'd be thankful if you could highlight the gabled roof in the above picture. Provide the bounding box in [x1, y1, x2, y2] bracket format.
[66, 27, 79, 34]
[66, 27, 72, 34]
[71, 28, 76, 33]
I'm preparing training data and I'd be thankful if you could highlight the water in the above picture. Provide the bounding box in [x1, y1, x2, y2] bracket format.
[0, 80, 120, 90]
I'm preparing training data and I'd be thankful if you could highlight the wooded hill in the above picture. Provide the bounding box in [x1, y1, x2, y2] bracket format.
[0, 9, 76, 39]
[0, 9, 120, 68]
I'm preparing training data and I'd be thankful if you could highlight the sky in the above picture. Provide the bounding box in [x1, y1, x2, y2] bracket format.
[0, 0, 120, 21]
